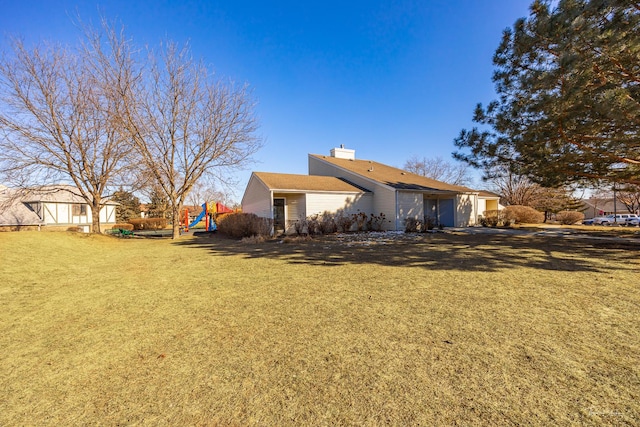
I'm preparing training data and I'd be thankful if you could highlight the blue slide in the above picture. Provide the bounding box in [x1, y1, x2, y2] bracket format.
[188, 203, 207, 228]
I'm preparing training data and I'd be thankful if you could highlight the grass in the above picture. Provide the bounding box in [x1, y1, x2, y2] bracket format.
[1, 230, 639, 425]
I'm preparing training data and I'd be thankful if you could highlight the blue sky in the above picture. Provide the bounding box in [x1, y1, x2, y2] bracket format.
[0, 0, 534, 200]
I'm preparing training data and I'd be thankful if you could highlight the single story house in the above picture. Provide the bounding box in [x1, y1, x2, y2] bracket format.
[0, 185, 117, 232]
[242, 147, 502, 233]
[579, 198, 637, 218]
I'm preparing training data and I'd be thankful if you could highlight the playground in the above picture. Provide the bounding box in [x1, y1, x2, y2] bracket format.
[183, 201, 235, 233]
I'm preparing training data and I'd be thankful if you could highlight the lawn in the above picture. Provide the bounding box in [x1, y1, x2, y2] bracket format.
[1, 231, 639, 425]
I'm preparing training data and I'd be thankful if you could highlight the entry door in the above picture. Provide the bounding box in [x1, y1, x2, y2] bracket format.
[273, 198, 285, 231]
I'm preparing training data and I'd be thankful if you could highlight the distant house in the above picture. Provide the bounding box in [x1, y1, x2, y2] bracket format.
[579, 198, 636, 218]
[241, 147, 502, 233]
[0, 185, 117, 232]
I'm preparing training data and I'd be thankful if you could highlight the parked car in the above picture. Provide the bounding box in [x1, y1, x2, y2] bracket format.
[626, 217, 640, 226]
[591, 213, 638, 225]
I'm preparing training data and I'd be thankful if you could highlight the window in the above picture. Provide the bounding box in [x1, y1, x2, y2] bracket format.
[72, 204, 87, 216]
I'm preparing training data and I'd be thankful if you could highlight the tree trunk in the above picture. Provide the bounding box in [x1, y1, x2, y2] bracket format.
[171, 205, 181, 239]
[91, 201, 102, 233]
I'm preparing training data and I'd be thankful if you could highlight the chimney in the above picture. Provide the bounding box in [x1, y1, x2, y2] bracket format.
[330, 145, 355, 160]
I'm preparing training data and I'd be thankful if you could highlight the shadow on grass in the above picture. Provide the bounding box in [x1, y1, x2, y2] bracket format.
[172, 231, 640, 273]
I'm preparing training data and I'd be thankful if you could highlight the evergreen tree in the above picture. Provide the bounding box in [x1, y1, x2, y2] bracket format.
[454, 0, 640, 187]
[111, 188, 141, 222]
[147, 186, 170, 219]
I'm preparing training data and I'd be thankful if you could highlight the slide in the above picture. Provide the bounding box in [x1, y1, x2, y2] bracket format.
[188, 203, 207, 228]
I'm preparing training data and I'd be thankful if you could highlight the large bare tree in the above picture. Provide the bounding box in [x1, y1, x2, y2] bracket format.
[0, 24, 136, 233]
[403, 156, 474, 187]
[119, 42, 261, 238]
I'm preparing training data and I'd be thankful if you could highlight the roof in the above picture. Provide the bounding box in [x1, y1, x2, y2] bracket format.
[0, 189, 43, 226]
[478, 190, 501, 198]
[20, 185, 118, 204]
[580, 198, 634, 214]
[253, 172, 368, 193]
[309, 154, 477, 193]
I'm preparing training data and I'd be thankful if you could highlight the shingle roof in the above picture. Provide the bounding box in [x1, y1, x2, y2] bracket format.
[20, 185, 118, 204]
[0, 189, 43, 226]
[478, 190, 501, 198]
[309, 154, 477, 193]
[253, 172, 368, 193]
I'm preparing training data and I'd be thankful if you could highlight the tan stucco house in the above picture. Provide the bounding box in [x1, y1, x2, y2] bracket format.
[241, 147, 501, 233]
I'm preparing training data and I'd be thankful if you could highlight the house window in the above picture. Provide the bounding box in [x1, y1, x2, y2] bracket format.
[72, 204, 87, 216]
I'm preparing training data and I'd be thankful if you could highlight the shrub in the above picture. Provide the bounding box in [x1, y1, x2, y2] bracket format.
[353, 211, 368, 232]
[112, 223, 134, 231]
[405, 217, 422, 233]
[556, 210, 585, 225]
[66, 226, 80, 232]
[128, 217, 168, 230]
[294, 218, 306, 236]
[482, 210, 516, 227]
[306, 215, 321, 236]
[217, 213, 272, 238]
[335, 212, 354, 233]
[424, 216, 437, 230]
[504, 206, 544, 224]
[367, 212, 387, 232]
[318, 212, 338, 234]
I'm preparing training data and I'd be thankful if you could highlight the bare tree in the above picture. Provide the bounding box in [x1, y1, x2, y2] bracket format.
[487, 168, 542, 206]
[186, 181, 229, 208]
[0, 24, 136, 233]
[119, 42, 261, 238]
[617, 185, 640, 214]
[403, 156, 473, 187]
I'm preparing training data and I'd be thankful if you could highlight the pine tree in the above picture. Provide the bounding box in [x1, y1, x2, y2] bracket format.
[454, 0, 640, 187]
[111, 188, 141, 222]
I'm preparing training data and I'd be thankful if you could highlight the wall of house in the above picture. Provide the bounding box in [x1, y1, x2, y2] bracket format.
[309, 156, 397, 230]
[241, 177, 272, 218]
[477, 198, 500, 219]
[42, 202, 90, 225]
[455, 194, 476, 227]
[99, 205, 117, 224]
[397, 191, 424, 229]
[305, 192, 372, 218]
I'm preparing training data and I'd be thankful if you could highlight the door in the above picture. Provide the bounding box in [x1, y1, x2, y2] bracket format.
[273, 198, 285, 232]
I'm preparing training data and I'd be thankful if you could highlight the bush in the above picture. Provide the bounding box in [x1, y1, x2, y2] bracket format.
[318, 212, 338, 234]
[217, 213, 272, 238]
[556, 210, 585, 225]
[335, 212, 354, 233]
[482, 209, 516, 227]
[353, 211, 368, 232]
[405, 217, 422, 233]
[424, 216, 437, 230]
[503, 205, 544, 224]
[367, 212, 387, 232]
[128, 217, 168, 230]
[112, 223, 134, 231]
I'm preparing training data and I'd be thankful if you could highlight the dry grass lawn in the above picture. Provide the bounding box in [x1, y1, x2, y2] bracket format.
[1, 230, 639, 425]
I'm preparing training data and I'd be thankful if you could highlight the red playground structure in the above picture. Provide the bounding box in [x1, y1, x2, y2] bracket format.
[183, 202, 234, 232]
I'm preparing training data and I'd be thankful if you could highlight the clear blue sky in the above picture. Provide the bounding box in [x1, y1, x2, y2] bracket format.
[0, 0, 533, 200]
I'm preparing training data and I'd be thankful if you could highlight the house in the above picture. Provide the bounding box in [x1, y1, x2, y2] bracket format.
[241, 147, 502, 233]
[0, 185, 117, 232]
[579, 198, 636, 218]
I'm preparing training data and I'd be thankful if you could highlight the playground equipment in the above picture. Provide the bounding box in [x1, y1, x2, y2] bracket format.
[183, 202, 234, 232]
